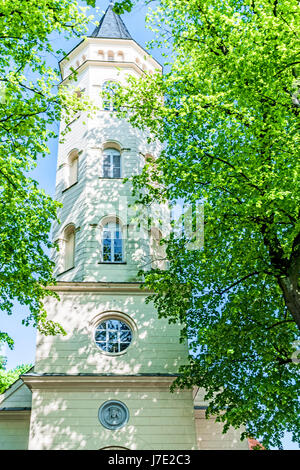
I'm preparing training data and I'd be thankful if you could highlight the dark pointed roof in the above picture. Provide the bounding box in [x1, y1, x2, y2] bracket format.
[91, 3, 132, 40]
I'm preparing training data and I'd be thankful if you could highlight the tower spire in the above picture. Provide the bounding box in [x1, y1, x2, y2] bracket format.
[91, 2, 132, 40]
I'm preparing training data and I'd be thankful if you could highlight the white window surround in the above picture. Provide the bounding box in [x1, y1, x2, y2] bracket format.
[102, 80, 120, 111]
[67, 149, 79, 187]
[107, 50, 114, 61]
[63, 224, 76, 271]
[98, 215, 126, 264]
[95, 319, 132, 354]
[117, 51, 124, 61]
[100, 447, 130, 450]
[102, 221, 123, 263]
[102, 148, 121, 178]
[90, 311, 137, 357]
[150, 227, 166, 270]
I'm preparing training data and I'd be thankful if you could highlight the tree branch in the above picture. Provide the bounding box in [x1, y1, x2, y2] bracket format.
[216, 271, 261, 295]
[266, 319, 294, 330]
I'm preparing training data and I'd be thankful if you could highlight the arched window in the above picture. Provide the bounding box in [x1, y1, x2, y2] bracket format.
[150, 227, 166, 269]
[102, 81, 119, 111]
[100, 446, 129, 450]
[117, 51, 124, 61]
[145, 153, 154, 163]
[107, 50, 114, 61]
[102, 222, 123, 262]
[98, 50, 104, 60]
[102, 148, 121, 178]
[67, 149, 79, 187]
[63, 225, 75, 271]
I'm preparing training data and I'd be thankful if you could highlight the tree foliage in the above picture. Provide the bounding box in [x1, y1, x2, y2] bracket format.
[114, 0, 300, 448]
[0, 0, 94, 350]
[0, 358, 32, 395]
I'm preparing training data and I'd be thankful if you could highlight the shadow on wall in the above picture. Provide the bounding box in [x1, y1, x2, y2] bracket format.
[36, 292, 186, 375]
[53, 113, 166, 283]
[31, 113, 195, 450]
[29, 383, 196, 450]
[29, 290, 193, 449]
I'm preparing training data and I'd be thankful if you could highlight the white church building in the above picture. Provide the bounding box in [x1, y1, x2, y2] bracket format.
[0, 3, 248, 450]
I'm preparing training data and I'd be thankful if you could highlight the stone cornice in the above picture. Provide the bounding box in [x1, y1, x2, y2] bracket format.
[0, 409, 31, 420]
[21, 374, 178, 391]
[59, 37, 162, 70]
[60, 59, 146, 84]
[46, 281, 152, 294]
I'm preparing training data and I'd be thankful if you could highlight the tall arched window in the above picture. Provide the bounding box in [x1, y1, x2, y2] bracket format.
[102, 81, 119, 111]
[102, 148, 121, 178]
[67, 149, 79, 187]
[102, 222, 123, 263]
[107, 50, 114, 61]
[117, 51, 124, 61]
[150, 227, 166, 270]
[63, 225, 75, 271]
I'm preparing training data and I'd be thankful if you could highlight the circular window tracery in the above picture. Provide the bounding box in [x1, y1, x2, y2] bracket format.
[94, 318, 132, 353]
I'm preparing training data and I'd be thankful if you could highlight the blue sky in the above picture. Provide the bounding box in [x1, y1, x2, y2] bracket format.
[1, 0, 298, 450]
[1, 0, 160, 372]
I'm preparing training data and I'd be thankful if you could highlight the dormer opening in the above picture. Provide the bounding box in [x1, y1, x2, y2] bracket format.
[107, 50, 114, 61]
[63, 224, 76, 271]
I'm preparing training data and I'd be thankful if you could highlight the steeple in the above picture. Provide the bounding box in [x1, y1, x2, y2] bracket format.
[91, 2, 132, 40]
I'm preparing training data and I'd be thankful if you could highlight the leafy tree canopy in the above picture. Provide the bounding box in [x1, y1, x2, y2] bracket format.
[0, 0, 95, 350]
[114, 0, 300, 448]
[0, 356, 32, 395]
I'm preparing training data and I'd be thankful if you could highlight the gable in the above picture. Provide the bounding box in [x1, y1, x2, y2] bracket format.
[0, 377, 32, 410]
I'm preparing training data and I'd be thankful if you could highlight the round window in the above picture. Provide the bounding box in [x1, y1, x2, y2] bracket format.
[94, 319, 132, 353]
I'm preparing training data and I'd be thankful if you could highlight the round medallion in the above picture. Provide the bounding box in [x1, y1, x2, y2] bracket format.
[98, 400, 129, 430]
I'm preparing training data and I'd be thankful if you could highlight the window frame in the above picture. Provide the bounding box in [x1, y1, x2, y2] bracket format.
[67, 149, 79, 188]
[150, 227, 166, 270]
[102, 148, 121, 179]
[94, 319, 133, 354]
[102, 80, 119, 111]
[63, 224, 76, 272]
[107, 50, 114, 61]
[101, 221, 123, 263]
[91, 311, 137, 357]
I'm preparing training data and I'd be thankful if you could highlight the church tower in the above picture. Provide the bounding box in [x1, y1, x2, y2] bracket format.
[0, 3, 251, 451]
[19, 3, 198, 450]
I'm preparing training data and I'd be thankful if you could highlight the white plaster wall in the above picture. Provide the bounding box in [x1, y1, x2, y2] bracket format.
[35, 292, 188, 375]
[52, 42, 166, 283]
[61, 38, 160, 80]
[0, 415, 30, 450]
[0, 381, 32, 408]
[29, 387, 197, 450]
[27, 34, 197, 453]
[194, 409, 248, 450]
[0, 380, 32, 449]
